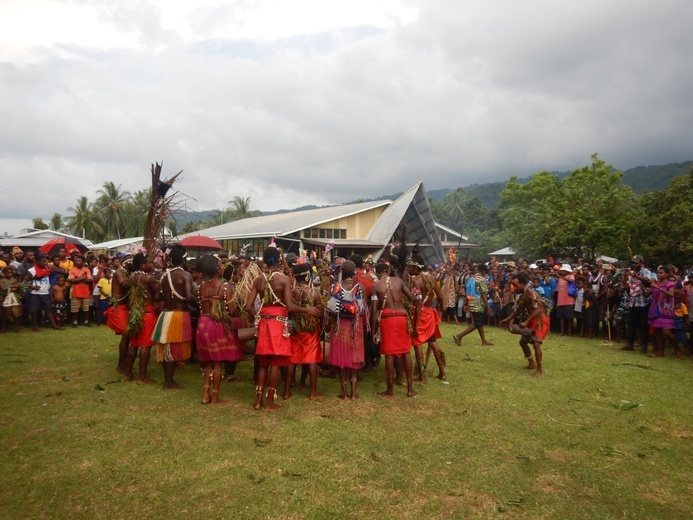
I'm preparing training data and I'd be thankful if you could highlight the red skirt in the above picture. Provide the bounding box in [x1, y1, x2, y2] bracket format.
[411, 306, 442, 347]
[379, 309, 411, 355]
[290, 330, 323, 365]
[529, 315, 550, 342]
[256, 306, 291, 357]
[130, 305, 157, 348]
[105, 304, 129, 335]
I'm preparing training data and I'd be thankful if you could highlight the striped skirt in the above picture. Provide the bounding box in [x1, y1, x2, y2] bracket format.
[152, 310, 192, 362]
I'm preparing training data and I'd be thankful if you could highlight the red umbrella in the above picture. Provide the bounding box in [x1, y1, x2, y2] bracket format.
[179, 235, 223, 251]
[38, 238, 89, 257]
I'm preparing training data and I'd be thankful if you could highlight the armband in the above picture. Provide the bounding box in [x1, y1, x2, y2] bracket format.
[370, 295, 379, 301]
[415, 294, 423, 301]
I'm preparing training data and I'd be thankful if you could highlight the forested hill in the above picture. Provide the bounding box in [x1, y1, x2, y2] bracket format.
[172, 160, 691, 228]
[454, 160, 693, 208]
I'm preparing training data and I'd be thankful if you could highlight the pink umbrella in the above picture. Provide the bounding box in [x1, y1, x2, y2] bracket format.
[179, 235, 223, 251]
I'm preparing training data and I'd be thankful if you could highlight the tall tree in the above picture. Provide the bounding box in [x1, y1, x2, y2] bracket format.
[631, 168, 693, 265]
[227, 195, 260, 220]
[181, 220, 206, 234]
[432, 187, 501, 236]
[66, 196, 104, 241]
[32, 218, 49, 230]
[500, 154, 635, 260]
[122, 188, 151, 237]
[208, 207, 230, 226]
[95, 182, 132, 240]
[50, 213, 63, 231]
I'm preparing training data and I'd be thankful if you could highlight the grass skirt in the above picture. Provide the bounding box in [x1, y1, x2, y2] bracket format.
[3, 295, 22, 318]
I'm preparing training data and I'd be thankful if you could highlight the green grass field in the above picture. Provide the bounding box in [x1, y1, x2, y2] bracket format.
[0, 323, 691, 519]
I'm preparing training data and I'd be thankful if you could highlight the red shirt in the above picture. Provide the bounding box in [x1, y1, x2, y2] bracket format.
[69, 267, 93, 298]
[355, 269, 375, 300]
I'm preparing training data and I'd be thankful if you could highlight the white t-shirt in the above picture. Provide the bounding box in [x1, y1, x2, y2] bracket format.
[92, 267, 101, 296]
[28, 267, 51, 295]
[574, 288, 584, 312]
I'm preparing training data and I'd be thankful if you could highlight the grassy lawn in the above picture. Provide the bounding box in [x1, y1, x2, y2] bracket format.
[0, 322, 691, 519]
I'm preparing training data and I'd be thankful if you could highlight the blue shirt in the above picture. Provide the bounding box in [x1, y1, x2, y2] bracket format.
[538, 276, 557, 301]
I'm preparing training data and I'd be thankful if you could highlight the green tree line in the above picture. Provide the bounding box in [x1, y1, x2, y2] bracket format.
[35, 183, 259, 243]
[432, 154, 693, 266]
[36, 156, 692, 266]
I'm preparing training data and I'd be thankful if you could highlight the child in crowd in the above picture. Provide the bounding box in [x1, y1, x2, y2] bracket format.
[501, 280, 514, 320]
[605, 285, 621, 342]
[50, 275, 69, 329]
[490, 280, 502, 326]
[573, 276, 585, 336]
[49, 256, 63, 286]
[672, 289, 688, 359]
[96, 268, 112, 325]
[1, 266, 24, 333]
[582, 283, 598, 339]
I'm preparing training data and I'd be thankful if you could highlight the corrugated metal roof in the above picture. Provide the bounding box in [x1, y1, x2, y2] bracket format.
[441, 241, 480, 249]
[89, 237, 145, 250]
[302, 238, 384, 248]
[366, 182, 444, 266]
[182, 200, 391, 240]
[489, 247, 516, 256]
[0, 230, 94, 249]
[435, 222, 469, 242]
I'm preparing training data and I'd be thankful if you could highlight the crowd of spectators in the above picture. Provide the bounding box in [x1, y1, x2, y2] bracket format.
[432, 254, 692, 359]
[2, 244, 691, 361]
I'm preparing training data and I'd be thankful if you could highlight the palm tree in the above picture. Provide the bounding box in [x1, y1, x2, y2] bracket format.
[181, 220, 206, 234]
[95, 182, 132, 240]
[66, 196, 104, 241]
[448, 188, 465, 229]
[208, 207, 230, 226]
[122, 188, 151, 237]
[227, 195, 260, 221]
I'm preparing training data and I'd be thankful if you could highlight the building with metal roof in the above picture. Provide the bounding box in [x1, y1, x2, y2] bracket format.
[181, 182, 470, 266]
[0, 229, 94, 251]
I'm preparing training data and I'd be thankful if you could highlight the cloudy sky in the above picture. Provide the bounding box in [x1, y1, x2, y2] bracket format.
[1, 0, 692, 235]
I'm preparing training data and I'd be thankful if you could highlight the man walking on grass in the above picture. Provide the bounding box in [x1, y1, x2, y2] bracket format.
[453, 263, 493, 347]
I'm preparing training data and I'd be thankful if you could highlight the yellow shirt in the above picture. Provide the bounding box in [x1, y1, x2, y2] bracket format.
[97, 278, 112, 300]
[0, 260, 6, 268]
[675, 302, 688, 318]
[59, 259, 74, 286]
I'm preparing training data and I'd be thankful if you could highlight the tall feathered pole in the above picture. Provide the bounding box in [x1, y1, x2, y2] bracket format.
[143, 162, 182, 259]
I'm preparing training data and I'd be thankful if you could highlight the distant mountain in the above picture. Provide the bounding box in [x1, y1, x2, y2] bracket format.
[454, 161, 692, 208]
[622, 161, 693, 193]
[171, 160, 692, 225]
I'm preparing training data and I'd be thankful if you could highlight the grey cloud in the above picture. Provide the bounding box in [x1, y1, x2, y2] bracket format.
[1, 0, 692, 229]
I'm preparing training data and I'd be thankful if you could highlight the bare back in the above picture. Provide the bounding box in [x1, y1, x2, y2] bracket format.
[112, 266, 128, 301]
[162, 267, 194, 311]
[373, 275, 412, 312]
[412, 273, 442, 308]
